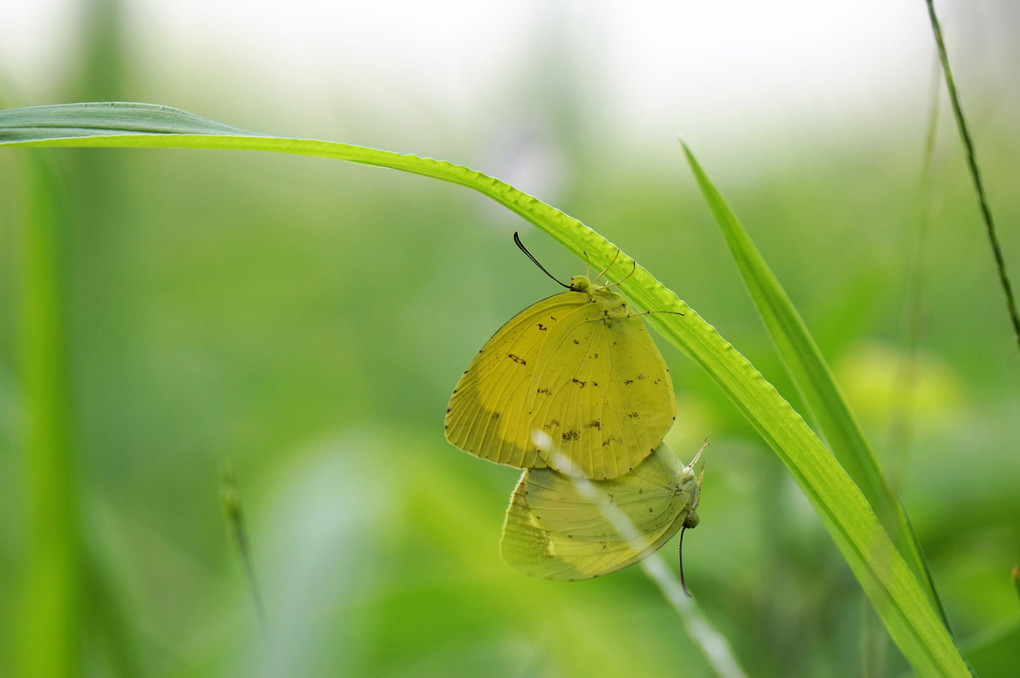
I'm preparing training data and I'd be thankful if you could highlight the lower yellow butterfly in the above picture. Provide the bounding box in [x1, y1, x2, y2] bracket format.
[445, 233, 679, 480]
[500, 441, 705, 582]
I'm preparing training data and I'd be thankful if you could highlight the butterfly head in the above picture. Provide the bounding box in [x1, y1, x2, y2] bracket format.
[678, 467, 702, 523]
[677, 441, 707, 526]
[683, 510, 701, 530]
[568, 275, 592, 293]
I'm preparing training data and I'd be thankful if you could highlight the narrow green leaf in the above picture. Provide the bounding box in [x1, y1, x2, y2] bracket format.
[680, 143, 947, 620]
[0, 101, 257, 138]
[0, 102, 971, 676]
[15, 150, 81, 677]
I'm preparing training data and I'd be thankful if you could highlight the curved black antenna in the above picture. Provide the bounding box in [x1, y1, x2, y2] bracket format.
[513, 232, 570, 289]
[679, 525, 693, 598]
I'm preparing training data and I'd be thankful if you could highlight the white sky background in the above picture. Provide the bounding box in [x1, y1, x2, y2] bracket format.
[1, 0, 1015, 179]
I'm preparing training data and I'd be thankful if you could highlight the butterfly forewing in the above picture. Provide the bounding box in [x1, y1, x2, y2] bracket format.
[445, 292, 587, 470]
[528, 297, 675, 479]
[446, 284, 676, 480]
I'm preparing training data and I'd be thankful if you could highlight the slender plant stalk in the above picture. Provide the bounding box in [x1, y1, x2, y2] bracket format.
[924, 0, 1020, 354]
[222, 465, 268, 635]
[640, 553, 748, 678]
[16, 151, 80, 677]
[867, 55, 947, 678]
[889, 56, 943, 488]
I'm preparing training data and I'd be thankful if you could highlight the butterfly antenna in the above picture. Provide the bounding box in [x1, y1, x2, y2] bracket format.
[679, 525, 693, 597]
[514, 232, 570, 289]
[596, 248, 622, 283]
[601, 261, 636, 291]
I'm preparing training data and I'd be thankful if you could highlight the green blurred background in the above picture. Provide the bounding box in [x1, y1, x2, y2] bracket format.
[2, 1, 1019, 676]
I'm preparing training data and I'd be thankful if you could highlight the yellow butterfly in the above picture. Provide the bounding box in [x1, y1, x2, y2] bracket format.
[500, 442, 704, 581]
[445, 234, 678, 480]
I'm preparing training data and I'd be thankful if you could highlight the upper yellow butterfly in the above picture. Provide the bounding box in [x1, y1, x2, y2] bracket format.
[445, 233, 677, 480]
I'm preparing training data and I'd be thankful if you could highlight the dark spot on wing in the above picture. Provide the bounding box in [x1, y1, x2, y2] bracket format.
[537, 323, 548, 331]
[627, 411, 640, 419]
[562, 429, 580, 441]
[572, 339, 580, 345]
[583, 420, 601, 430]
[623, 379, 634, 385]
[572, 378, 586, 389]
[508, 353, 526, 365]
[536, 387, 552, 395]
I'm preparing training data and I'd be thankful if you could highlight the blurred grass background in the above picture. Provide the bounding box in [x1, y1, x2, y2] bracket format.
[2, 1, 1019, 676]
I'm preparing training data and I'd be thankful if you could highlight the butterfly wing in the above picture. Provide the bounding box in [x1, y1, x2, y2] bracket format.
[528, 294, 676, 479]
[445, 291, 589, 470]
[446, 286, 676, 480]
[500, 444, 700, 580]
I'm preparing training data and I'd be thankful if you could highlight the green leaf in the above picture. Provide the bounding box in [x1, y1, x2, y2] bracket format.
[15, 150, 81, 677]
[680, 143, 949, 621]
[0, 102, 970, 676]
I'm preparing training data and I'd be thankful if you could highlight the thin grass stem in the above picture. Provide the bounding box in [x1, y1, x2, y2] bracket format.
[924, 0, 1020, 356]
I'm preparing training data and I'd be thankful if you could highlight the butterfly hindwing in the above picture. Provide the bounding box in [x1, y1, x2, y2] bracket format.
[500, 443, 701, 580]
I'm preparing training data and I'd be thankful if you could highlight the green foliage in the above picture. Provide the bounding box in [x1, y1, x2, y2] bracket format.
[2, 100, 1016, 677]
[13, 150, 80, 677]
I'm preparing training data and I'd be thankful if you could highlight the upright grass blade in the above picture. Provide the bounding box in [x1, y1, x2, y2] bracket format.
[680, 144, 948, 624]
[0, 102, 970, 676]
[15, 150, 80, 677]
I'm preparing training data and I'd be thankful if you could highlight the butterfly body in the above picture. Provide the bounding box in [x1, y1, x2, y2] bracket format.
[445, 274, 676, 480]
[500, 443, 702, 580]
